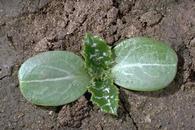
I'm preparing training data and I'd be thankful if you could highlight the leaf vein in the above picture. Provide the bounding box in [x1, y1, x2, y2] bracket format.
[21, 76, 78, 83]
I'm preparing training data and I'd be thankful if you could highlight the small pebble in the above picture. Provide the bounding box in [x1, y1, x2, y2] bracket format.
[49, 111, 53, 116]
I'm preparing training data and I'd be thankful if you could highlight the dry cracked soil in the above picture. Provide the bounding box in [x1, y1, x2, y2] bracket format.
[0, 0, 195, 130]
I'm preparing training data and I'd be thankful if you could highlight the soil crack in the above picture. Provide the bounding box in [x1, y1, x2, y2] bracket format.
[119, 89, 138, 130]
[0, 75, 9, 80]
[150, 13, 164, 27]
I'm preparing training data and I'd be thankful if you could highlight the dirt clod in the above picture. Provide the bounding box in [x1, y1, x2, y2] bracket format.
[140, 10, 163, 27]
[57, 96, 90, 128]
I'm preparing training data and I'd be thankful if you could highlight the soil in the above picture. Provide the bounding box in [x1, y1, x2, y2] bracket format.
[0, 0, 195, 130]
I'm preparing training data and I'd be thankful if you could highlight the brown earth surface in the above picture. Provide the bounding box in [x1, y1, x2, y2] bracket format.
[0, 0, 195, 130]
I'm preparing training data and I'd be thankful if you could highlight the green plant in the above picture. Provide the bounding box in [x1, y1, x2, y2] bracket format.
[18, 33, 178, 115]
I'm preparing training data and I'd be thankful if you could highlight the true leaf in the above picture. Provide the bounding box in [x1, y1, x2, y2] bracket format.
[82, 33, 113, 78]
[83, 33, 119, 115]
[18, 51, 90, 106]
[89, 77, 119, 115]
[112, 37, 178, 91]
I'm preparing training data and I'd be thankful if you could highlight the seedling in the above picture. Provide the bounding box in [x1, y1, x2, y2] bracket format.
[18, 33, 178, 115]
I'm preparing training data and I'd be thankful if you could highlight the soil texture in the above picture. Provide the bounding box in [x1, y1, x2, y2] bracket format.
[0, 0, 195, 129]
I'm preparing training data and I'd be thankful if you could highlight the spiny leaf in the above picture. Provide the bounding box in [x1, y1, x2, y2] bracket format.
[82, 33, 113, 78]
[89, 77, 119, 115]
[18, 51, 90, 106]
[112, 37, 178, 91]
[83, 33, 119, 115]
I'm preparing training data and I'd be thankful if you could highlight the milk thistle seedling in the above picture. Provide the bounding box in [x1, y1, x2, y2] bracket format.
[18, 33, 178, 115]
